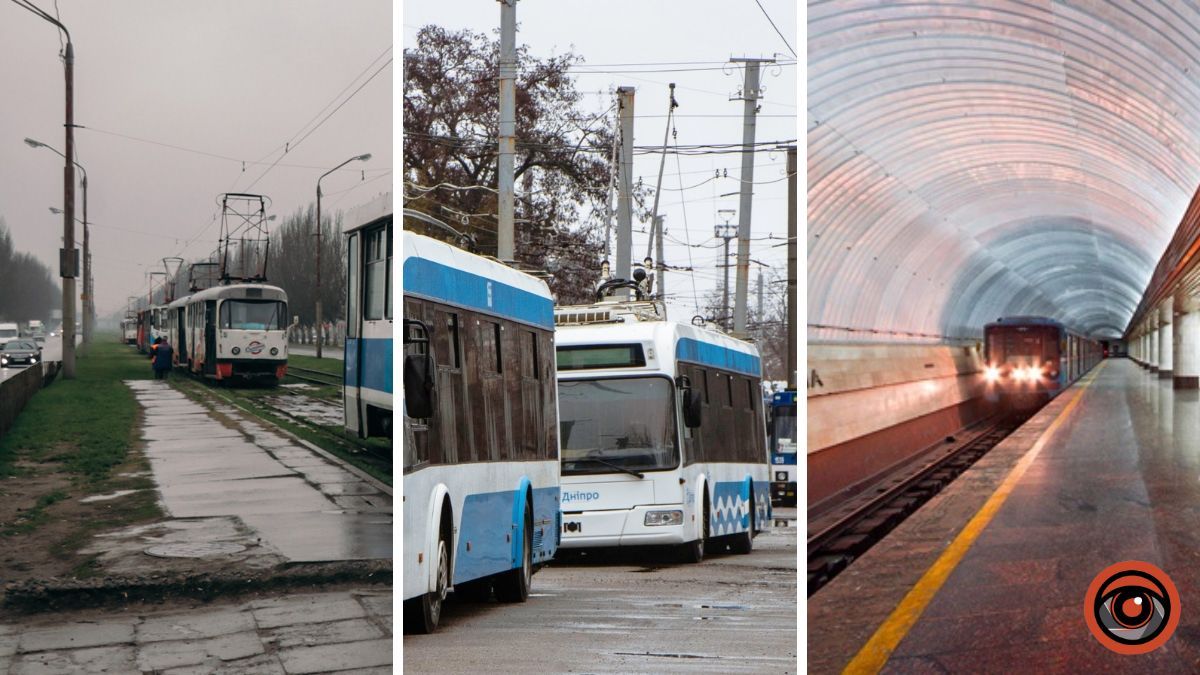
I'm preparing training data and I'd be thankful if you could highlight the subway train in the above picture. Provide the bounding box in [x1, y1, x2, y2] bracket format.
[983, 316, 1102, 406]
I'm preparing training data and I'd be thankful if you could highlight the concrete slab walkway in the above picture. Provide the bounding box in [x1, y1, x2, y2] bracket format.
[0, 587, 391, 674]
[125, 380, 390, 564]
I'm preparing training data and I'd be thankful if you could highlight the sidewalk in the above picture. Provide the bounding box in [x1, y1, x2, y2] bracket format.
[0, 587, 391, 674]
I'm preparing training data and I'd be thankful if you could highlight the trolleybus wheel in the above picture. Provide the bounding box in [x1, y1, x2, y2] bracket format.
[679, 492, 709, 564]
[406, 535, 449, 634]
[496, 501, 532, 602]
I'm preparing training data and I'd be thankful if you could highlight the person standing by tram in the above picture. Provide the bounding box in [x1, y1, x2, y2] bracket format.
[149, 337, 174, 380]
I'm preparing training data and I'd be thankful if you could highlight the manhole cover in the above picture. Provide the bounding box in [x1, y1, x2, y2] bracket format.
[144, 542, 247, 558]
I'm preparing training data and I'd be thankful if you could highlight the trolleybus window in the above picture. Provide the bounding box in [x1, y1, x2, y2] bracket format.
[557, 344, 645, 370]
[558, 377, 679, 474]
[219, 300, 286, 330]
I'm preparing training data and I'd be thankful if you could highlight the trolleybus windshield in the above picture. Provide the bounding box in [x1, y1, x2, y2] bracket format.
[557, 376, 678, 475]
[219, 300, 286, 330]
[771, 403, 797, 454]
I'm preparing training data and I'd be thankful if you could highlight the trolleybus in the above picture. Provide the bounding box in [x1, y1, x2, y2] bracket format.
[402, 229, 560, 633]
[554, 300, 771, 562]
[768, 389, 797, 505]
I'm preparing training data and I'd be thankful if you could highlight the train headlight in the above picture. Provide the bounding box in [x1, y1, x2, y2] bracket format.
[644, 510, 683, 526]
[775, 471, 788, 481]
[985, 366, 1000, 382]
[231, 346, 241, 355]
[270, 347, 278, 356]
[1012, 368, 1026, 381]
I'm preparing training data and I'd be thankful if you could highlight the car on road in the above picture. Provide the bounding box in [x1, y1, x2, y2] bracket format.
[0, 340, 42, 368]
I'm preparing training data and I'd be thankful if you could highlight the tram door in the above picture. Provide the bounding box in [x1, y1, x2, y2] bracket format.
[176, 310, 188, 366]
[204, 300, 218, 375]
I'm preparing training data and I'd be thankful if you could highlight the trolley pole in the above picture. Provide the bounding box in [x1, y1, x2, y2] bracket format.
[616, 86, 636, 296]
[730, 57, 773, 338]
[497, 0, 517, 260]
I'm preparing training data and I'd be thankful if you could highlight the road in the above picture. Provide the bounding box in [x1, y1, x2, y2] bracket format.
[0, 334, 75, 385]
[403, 508, 798, 674]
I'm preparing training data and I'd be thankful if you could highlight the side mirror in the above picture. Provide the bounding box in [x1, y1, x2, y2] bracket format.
[404, 353, 436, 419]
[676, 375, 702, 428]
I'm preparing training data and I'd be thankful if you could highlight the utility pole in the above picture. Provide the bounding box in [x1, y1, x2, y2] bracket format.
[730, 57, 773, 338]
[785, 145, 797, 390]
[616, 86, 636, 295]
[497, 0, 517, 260]
[655, 215, 665, 299]
[716, 211, 737, 330]
[81, 172, 91, 347]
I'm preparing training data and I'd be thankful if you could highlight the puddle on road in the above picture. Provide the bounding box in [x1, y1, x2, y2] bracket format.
[80, 489, 142, 503]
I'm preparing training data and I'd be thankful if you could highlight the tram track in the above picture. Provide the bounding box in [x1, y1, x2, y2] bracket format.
[286, 366, 342, 387]
[806, 410, 1030, 597]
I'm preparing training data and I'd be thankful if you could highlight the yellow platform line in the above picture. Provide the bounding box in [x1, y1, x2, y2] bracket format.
[843, 361, 1106, 674]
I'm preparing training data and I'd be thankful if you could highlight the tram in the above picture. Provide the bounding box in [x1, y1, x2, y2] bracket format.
[344, 192, 393, 439]
[173, 283, 289, 383]
[554, 299, 772, 562]
[402, 228, 560, 634]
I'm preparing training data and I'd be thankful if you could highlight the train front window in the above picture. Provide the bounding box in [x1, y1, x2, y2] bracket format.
[558, 377, 679, 475]
[220, 300, 286, 330]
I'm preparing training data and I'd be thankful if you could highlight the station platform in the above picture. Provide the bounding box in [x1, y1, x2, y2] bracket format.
[809, 358, 1200, 673]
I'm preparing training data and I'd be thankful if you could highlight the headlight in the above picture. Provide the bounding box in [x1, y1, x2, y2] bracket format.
[775, 471, 788, 481]
[231, 347, 241, 355]
[270, 347, 278, 355]
[984, 366, 1000, 381]
[644, 510, 683, 526]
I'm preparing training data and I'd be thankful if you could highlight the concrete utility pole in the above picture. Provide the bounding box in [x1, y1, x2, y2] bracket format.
[730, 57, 773, 338]
[785, 145, 797, 390]
[616, 86, 636, 295]
[497, 0, 517, 260]
[655, 215, 665, 299]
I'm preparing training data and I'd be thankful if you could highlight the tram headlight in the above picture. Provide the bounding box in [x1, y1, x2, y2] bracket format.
[231, 347, 241, 355]
[984, 366, 1000, 382]
[270, 347, 278, 356]
[644, 510, 683, 527]
[775, 471, 788, 482]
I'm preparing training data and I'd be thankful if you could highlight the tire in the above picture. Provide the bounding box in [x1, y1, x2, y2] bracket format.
[729, 486, 754, 554]
[405, 535, 449, 634]
[678, 492, 709, 564]
[495, 500, 532, 603]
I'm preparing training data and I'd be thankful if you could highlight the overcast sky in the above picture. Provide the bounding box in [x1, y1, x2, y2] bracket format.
[1, 0, 392, 318]
[402, 0, 797, 322]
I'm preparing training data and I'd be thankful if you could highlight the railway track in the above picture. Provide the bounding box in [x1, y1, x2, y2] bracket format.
[286, 365, 341, 386]
[806, 411, 1030, 597]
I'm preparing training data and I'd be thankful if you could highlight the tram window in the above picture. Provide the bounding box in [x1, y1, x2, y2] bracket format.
[364, 227, 387, 320]
[346, 233, 359, 338]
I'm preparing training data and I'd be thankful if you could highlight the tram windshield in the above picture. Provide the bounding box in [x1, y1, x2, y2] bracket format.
[219, 300, 286, 330]
[557, 376, 679, 475]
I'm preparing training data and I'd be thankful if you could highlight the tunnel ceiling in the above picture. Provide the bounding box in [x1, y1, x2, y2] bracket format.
[808, 1, 1200, 341]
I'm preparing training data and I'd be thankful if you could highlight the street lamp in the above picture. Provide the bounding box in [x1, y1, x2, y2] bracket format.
[28, 137, 91, 347]
[314, 153, 371, 358]
[13, 3, 77, 377]
[716, 209, 737, 330]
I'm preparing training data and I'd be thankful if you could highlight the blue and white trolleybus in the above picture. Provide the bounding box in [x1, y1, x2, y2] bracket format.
[402, 229, 561, 633]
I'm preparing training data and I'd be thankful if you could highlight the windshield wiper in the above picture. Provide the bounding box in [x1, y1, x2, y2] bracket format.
[571, 456, 644, 479]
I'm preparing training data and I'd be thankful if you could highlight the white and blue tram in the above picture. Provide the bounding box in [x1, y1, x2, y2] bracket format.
[402, 230, 560, 633]
[554, 300, 771, 562]
[344, 192, 393, 438]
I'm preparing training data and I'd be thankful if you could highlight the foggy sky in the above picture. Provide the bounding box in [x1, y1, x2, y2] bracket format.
[402, 0, 797, 323]
[2, 0, 392, 318]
